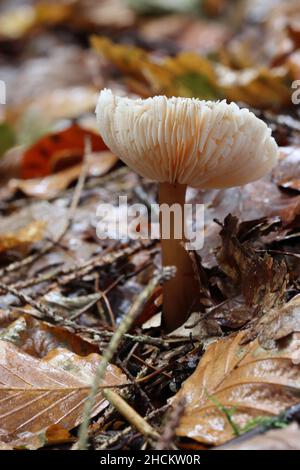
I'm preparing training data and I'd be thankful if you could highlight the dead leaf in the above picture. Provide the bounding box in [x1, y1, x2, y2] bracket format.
[91, 36, 221, 100]
[273, 146, 300, 192]
[0, 220, 45, 253]
[0, 145, 24, 184]
[0, 5, 36, 40]
[216, 215, 288, 309]
[0, 314, 98, 358]
[44, 424, 73, 446]
[21, 122, 107, 179]
[258, 294, 300, 349]
[92, 36, 292, 107]
[9, 151, 118, 199]
[73, 0, 135, 29]
[220, 422, 300, 450]
[173, 330, 300, 445]
[0, 340, 126, 447]
[169, 312, 222, 339]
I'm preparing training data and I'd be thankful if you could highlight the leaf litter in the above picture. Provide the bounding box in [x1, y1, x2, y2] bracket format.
[0, 0, 300, 451]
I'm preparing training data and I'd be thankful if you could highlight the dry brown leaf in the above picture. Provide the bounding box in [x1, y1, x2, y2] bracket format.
[216, 215, 288, 309]
[0, 339, 126, 448]
[9, 152, 118, 199]
[220, 422, 300, 450]
[0, 220, 46, 253]
[273, 146, 300, 192]
[258, 294, 300, 349]
[173, 330, 300, 445]
[0, 314, 98, 358]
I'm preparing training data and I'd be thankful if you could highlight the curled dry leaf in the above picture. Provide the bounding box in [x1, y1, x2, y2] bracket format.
[258, 294, 300, 349]
[0, 220, 45, 254]
[0, 339, 126, 448]
[9, 152, 118, 199]
[220, 422, 300, 450]
[216, 215, 287, 309]
[173, 330, 300, 446]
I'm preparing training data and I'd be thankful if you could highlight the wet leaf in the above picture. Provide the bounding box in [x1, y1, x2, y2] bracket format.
[0, 339, 126, 448]
[221, 422, 300, 450]
[258, 294, 300, 349]
[0, 314, 98, 358]
[44, 424, 74, 446]
[173, 330, 300, 445]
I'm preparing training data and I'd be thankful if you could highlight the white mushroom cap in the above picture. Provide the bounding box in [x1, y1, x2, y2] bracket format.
[96, 89, 279, 189]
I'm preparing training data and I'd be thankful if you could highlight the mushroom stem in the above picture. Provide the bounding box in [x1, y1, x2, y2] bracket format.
[159, 182, 200, 332]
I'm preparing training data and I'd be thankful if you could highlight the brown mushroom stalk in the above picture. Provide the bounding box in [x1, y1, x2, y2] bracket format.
[159, 182, 200, 331]
[96, 89, 279, 333]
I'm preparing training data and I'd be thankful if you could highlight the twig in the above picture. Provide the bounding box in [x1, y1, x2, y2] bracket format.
[0, 281, 57, 321]
[77, 266, 176, 450]
[116, 358, 154, 411]
[9, 241, 150, 293]
[99, 331, 169, 348]
[0, 140, 90, 281]
[155, 399, 185, 450]
[103, 390, 159, 444]
[95, 404, 169, 450]
[255, 249, 300, 260]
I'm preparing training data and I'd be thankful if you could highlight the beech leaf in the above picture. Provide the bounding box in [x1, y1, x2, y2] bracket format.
[173, 330, 300, 446]
[0, 340, 126, 448]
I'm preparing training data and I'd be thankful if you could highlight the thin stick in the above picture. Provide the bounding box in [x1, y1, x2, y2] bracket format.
[0, 140, 90, 280]
[155, 399, 185, 450]
[96, 404, 169, 450]
[103, 389, 159, 442]
[77, 266, 175, 450]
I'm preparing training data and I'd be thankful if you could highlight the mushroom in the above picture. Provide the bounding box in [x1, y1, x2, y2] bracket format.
[96, 89, 279, 332]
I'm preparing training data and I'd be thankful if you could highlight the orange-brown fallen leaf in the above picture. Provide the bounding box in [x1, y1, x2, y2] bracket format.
[0, 340, 126, 448]
[21, 123, 108, 179]
[9, 151, 118, 199]
[173, 330, 300, 446]
[0, 220, 45, 253]
[44, 424, 74, 446]
[0, 313, 98, 358]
